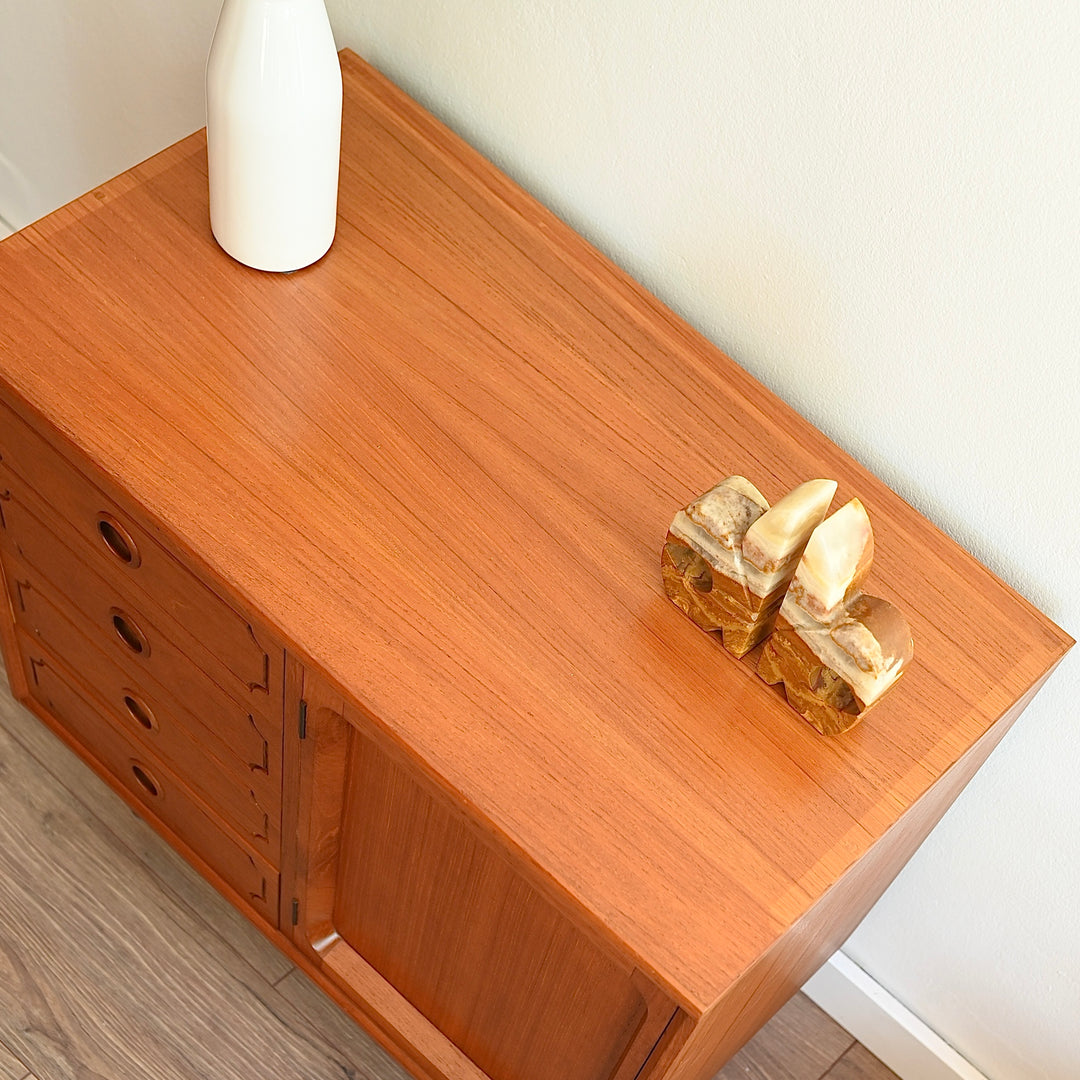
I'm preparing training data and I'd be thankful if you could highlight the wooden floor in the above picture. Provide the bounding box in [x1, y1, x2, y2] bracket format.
[0, 664, 896, 1080]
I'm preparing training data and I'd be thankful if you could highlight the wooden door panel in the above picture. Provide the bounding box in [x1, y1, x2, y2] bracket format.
[334, 730, 651, 1080]
[293, 671, 679, 1080]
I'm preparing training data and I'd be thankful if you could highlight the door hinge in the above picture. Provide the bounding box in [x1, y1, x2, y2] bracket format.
[298, 698, 308, 739]
[291, 898, 300, 926]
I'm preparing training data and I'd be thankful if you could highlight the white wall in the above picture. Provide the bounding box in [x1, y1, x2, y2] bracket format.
[1, 3, 1077, 1077]
[0, 0, 220, 233]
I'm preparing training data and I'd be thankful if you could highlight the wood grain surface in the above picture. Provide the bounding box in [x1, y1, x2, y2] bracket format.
[14, 631, 281, 925]
[8, 579, 281, 854]
[0, 48, 1070, 1022]
[0, 1040, 28, 1080]
[274, 969, 416, 1080]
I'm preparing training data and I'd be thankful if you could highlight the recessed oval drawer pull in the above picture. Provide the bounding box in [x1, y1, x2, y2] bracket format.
[111, 609, 149, 655]
[122, 692, 158, 732]
[130, 762, 161, 798]
[97, 513, 141, 567]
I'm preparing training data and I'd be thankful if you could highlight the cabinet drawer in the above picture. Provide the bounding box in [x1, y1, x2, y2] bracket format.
[4, 555, 280, 857]
[16, 583, 280, 861]
[0, 500, 283, 794]
[25, 613, 282, 831]
[2, 545, 283, 822]
[18, 632, 280, 927]
[0, 402, 281, 700]
[0, 501, 279, 735]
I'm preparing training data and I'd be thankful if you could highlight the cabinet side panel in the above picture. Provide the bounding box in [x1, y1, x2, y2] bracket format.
[660, 671, 1058, 1080]
[333, 729, 656, 1080]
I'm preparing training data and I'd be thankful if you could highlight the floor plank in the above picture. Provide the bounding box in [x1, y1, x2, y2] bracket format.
[0, 1038, 29, 1080]
[275, 968, 414, 1080]
[714, 992, 854, 1080]
[823, 1044, 900, 1080]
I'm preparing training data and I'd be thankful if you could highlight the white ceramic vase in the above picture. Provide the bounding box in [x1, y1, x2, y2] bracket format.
[206, 0, 342, 272]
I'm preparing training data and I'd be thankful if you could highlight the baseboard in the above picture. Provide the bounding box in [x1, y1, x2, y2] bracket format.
[802, 952, 989, 1080]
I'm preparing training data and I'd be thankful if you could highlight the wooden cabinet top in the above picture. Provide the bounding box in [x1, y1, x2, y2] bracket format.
[0, 51, 1070, 1013]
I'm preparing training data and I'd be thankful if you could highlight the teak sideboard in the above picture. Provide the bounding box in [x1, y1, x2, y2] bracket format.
[0, 51, 1071, 1080]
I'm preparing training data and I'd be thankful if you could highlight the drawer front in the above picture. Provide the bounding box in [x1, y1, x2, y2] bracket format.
[0, 401, 281, 701]
[45, 627, 283, 831]
[0, 499, 278, 738]
[0, 500, 282, 793]
[5, 554, 280, 858]
[2, 549, 281, 854]
[18, 633, 280, 927]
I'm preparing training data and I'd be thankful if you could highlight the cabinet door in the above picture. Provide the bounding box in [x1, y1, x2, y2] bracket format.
[291, 674, 678, 1080]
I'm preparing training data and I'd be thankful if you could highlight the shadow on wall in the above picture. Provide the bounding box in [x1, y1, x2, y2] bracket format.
[0, 146, 34, 232]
